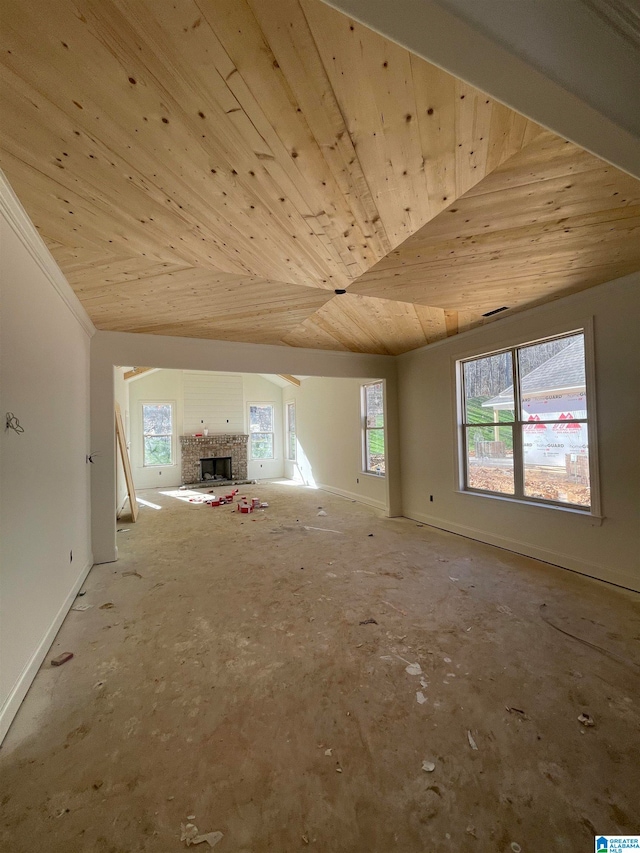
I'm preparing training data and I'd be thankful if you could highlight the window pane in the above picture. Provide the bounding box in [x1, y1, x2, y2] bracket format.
[522, 423, 590, 506]
[519, 334, 586, 422]
[143, 403, 172, 436]
[144, 435, 172, 466]
[251, 433, 273, 459]
[287, 403, 296, 430]
[366, 428, 385, 474]
[288, 432, 296, 460]
[465, 425, 514, 494]
[463, 352, 514, 424]
[250, 405, 273, 433]
[365, 382, 384, 428]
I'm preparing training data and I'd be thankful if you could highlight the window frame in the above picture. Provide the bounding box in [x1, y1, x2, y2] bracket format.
[456, 323, 601, 517]
[285, 400, 296, 462]
[248, 402, 275, 461]
[141, 400, 175, 468]
[362, 380, 386, 478]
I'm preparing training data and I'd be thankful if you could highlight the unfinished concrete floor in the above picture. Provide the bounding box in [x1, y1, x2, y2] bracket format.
[1, 483, 639, 852]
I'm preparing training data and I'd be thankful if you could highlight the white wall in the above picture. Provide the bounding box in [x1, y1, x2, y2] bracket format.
[398, 273, 640, 592]
[183, 371, 244, 434]
[92, 333, 397, 563]
[127, 370, 285, 488]
[113, 368, 130, 514]
[243, 374, 284, 480]
[126, 368, 390, 507]
[284, 377, 388, 511]
[0, 174, 94, 742]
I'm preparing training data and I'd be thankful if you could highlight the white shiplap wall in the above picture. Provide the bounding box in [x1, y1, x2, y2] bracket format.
[183, 372, 244, 434]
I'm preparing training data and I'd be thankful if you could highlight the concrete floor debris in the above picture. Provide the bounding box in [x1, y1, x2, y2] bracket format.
[49, 652, 73, 667]
[180, 822, 224, 847]
[1, 483, 638, 851]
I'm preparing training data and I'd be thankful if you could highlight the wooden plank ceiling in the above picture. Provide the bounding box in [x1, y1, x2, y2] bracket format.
[1, 0, 639, 355]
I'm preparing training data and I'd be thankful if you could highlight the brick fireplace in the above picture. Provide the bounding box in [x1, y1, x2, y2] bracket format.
[180, 434, 248, 484]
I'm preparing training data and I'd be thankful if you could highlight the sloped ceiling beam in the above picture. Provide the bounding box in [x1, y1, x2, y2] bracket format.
[277, 374, 302, 386]
[123, 366, 155, 381]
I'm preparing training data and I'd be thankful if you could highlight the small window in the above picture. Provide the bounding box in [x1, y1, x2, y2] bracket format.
[363, 381, 385, 476]
[142, 403, 173, 466]
[459, 331, 593, 510]
[286, 401, 296, 461]
[249, 403, 275, 459]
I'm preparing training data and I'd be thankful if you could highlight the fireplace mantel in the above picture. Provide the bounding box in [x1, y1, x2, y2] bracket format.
[180, 434, 248, 484]
[180, 434, 248, 441]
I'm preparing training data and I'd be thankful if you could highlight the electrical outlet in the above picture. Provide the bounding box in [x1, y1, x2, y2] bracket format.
[70, 550, 73, 562]
[159, 470, 162, 475]
[356, 477, 359, 484]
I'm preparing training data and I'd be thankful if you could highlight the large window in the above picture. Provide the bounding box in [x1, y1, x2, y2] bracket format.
[363, 381, 385, 476]
[142, 402, 173, 466]
[286, 401, 296, 461]
[459, 330, 594, 510]
[249, 403, 274, 459]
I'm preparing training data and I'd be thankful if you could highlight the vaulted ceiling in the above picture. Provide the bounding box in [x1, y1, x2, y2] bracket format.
[2, 0, 639, 354]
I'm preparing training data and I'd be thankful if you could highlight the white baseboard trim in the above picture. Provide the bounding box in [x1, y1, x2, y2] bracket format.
[317, 483, 387, 512]
[403, 509, 640, 593]
[0, 556, 94, 744]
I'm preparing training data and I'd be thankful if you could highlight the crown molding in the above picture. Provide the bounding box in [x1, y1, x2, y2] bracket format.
[0, 169, 96, 338]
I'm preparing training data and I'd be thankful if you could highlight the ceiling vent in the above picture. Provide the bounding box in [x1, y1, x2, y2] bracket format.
[482, 306, 509, 317]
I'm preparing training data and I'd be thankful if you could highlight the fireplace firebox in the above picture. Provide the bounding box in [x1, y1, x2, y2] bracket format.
[200, 456, 232, 481]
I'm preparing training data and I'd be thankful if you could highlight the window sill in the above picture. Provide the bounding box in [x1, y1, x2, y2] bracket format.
[456, 489, 603, 525]
[143, 463, 177, 469]
[361, 471, 386, 479]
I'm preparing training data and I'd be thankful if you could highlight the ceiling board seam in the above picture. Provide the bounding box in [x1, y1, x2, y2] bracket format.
[463, 165, 610, 201]
[52, 2, 337, 284]
[240, 0, 388, 271]
[349, 215, 640, 279]
[192, 0, 370, 284]
[299, 0, 392, 258]
[0, 106, 258, 275]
